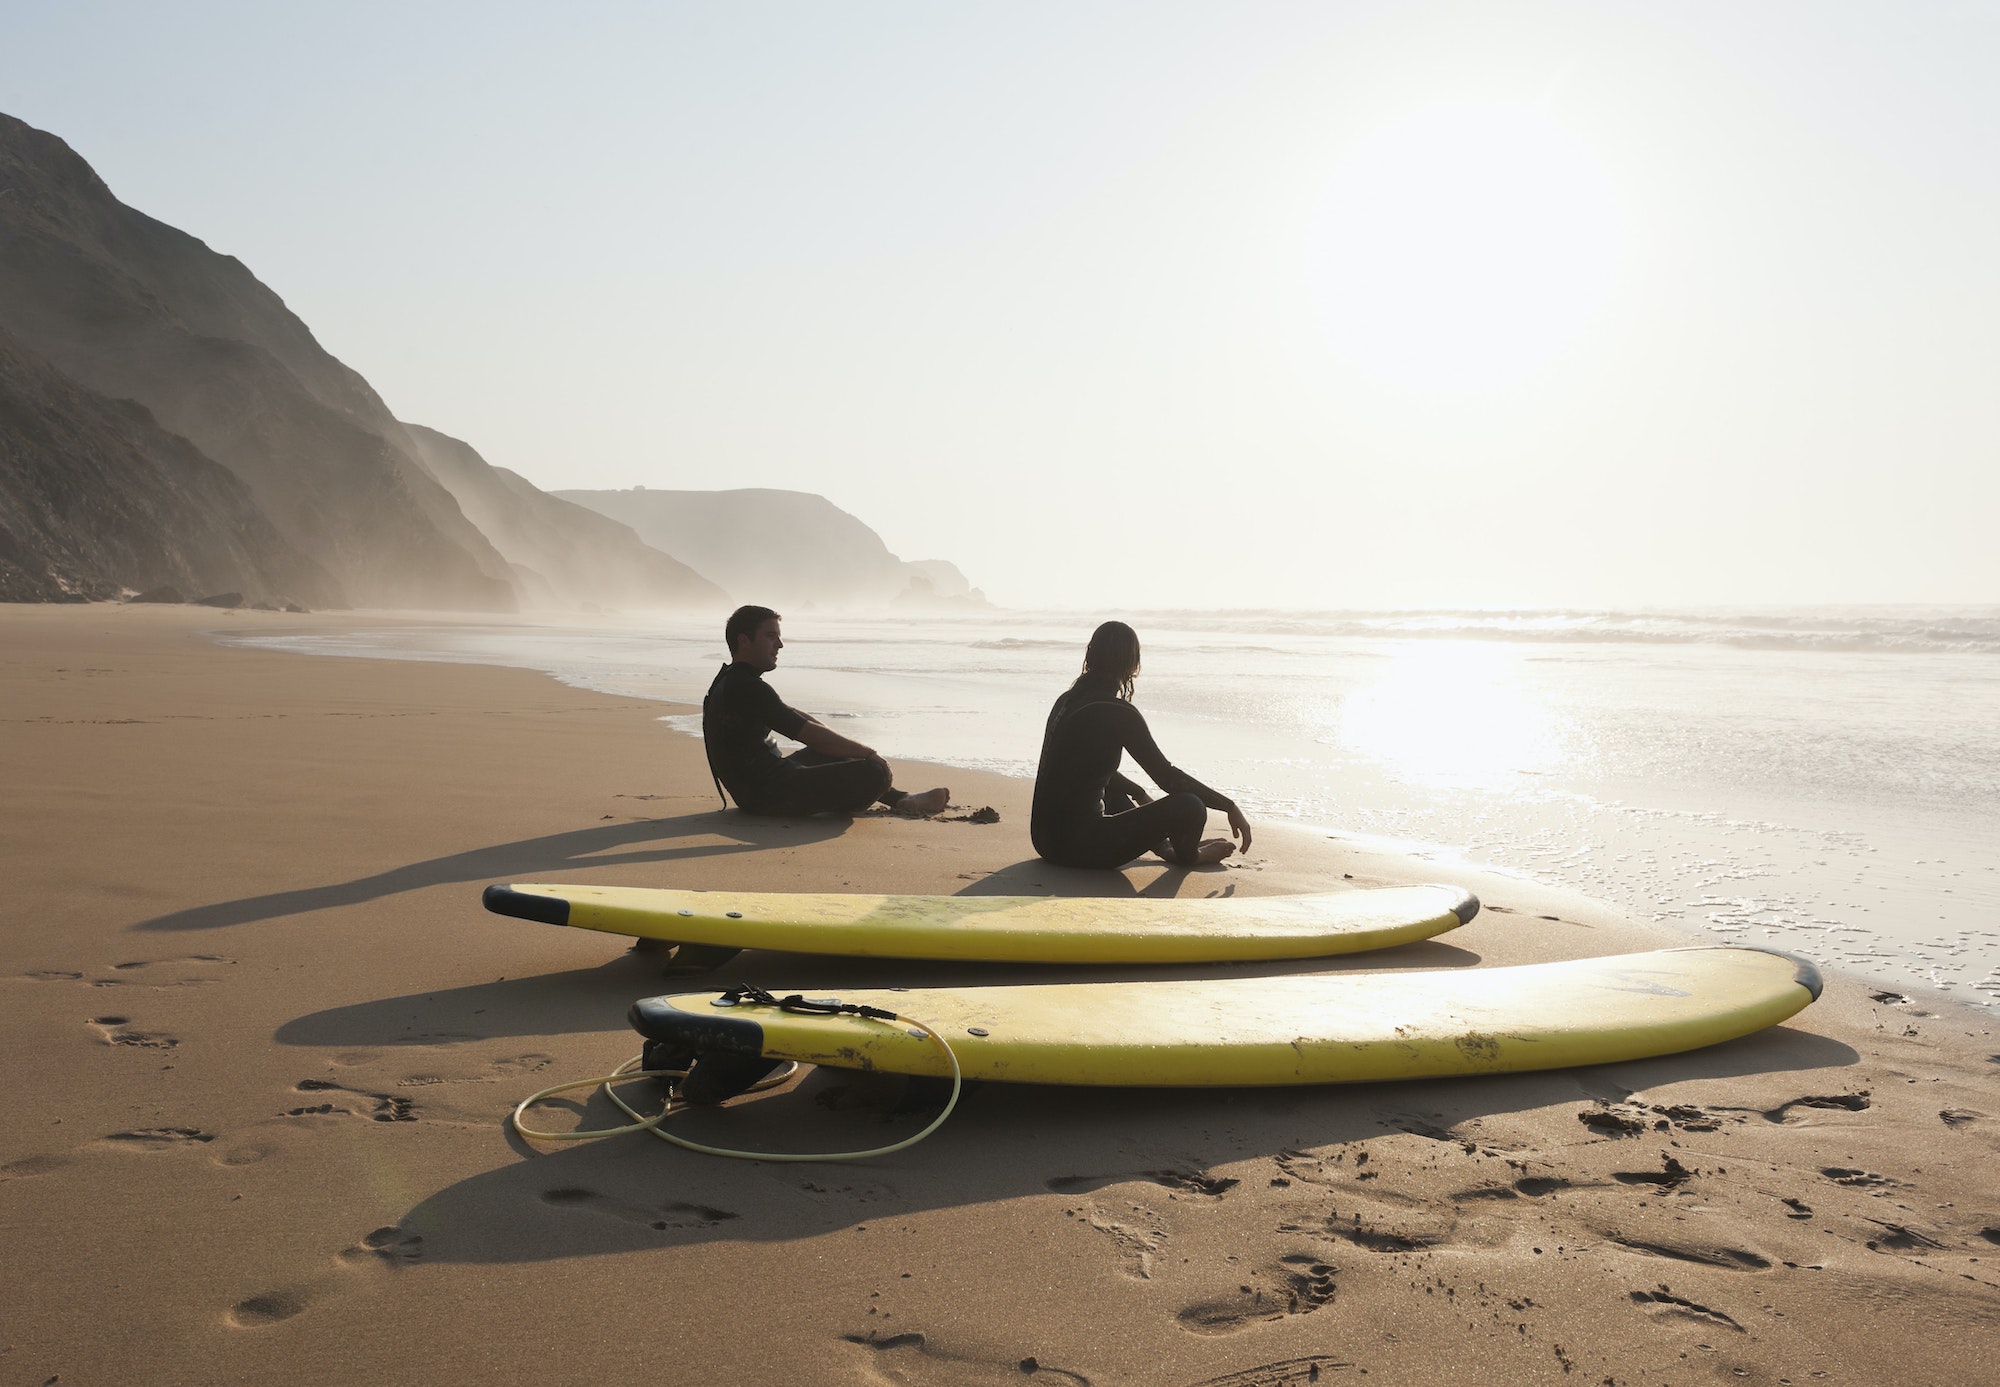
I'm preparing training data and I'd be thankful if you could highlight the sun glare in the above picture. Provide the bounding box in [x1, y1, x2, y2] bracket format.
[1310, 100, 1623, 391]
[1338, 642, 1567, 787]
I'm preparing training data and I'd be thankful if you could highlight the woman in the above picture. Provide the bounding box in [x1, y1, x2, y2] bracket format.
[1030, 621, 1252, 869]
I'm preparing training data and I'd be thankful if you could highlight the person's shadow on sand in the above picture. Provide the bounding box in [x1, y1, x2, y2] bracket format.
[131, 809, 851, 933]
[954, 856, 1238, 901]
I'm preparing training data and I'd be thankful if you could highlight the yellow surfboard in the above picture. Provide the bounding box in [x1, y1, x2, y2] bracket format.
[629, 947, 1821, 1088]
[482, 882, 1477, 965]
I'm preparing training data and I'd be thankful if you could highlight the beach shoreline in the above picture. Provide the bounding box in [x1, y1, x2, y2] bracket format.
[215, 606, 2000, 1016]
[4, 602, 1995, 1386]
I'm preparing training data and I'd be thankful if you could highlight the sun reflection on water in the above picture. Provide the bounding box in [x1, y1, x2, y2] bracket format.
[1335, 642, 1569, 786]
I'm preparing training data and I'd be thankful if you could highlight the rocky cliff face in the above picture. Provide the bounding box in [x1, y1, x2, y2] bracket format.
[405, 426, 725, 610]
[0, 111, 984, 616]
[554, 487, 984, 610]
[0, 325, 335, 604]
[0, 112, 514, 610]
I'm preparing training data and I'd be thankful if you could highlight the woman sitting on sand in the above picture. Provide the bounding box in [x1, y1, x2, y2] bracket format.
[1030, 621, 1252, 869]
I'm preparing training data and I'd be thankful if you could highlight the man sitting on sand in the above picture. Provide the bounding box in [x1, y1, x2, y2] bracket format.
[702, 604, 950, 819]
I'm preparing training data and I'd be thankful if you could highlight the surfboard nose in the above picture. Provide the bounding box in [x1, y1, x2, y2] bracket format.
[1445, 888, 1481, 925]
[483, 883, 570, 926]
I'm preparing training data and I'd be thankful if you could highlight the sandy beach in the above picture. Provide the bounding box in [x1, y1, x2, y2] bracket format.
[3, 603, 1996, 1387]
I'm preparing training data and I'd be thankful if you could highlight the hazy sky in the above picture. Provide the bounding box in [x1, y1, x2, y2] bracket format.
[6, 2, 1997, 609]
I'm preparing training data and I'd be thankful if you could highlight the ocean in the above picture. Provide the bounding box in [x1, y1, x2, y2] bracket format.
[225, 606, 2000, 1010]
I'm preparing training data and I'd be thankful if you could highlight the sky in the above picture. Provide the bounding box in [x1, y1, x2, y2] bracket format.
[5, 1, 1998, 610]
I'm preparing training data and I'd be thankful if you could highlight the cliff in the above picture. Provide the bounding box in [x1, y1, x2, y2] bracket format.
[405, 426, 725, 611]
[554, 487, 985, 610]
[0, 111, 985, 616]
[0, 112, 513, 610]
[0, 325, 335, 604]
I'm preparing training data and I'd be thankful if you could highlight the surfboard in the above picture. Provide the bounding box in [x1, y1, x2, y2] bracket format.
[628, 946, 1822, 1089]
[482, 881, 1479, 965]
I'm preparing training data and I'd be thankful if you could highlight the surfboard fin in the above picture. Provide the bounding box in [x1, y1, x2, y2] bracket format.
[680, 1051, 786, 1105]
[662, 944, 744, 976]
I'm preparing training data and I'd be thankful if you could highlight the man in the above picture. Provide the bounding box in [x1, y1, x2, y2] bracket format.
[701, 605, 951, 818]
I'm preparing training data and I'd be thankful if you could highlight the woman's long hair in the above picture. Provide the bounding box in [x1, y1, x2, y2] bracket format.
[1075, 620, 1141, 701]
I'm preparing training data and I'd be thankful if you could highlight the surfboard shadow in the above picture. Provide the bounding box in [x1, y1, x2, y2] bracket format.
[273, 938, 1487, 1048]
[384, 1023, 1861, 1269]
[954, 857, 1236, 900]
[129, 809, 848, 933]
[274, 953, 676, 1047]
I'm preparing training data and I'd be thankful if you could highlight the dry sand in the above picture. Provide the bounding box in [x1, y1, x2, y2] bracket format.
[3, 603, 1996, 1386]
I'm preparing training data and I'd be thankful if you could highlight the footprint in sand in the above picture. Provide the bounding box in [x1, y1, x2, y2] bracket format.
[285, 1078, 416, 1123]
[1047, 1170, 1238, 1199]
[1820, 1166, 1895, 1188]
[1075, 1199, 1170, 1279]
[112, 953, 234, 968]
[1184, 1358, 1354, 1386]
[87, 1015, 178, 1049]
[391, 1054, 559, 1091]
[1626, 1286, 1743, 1332]
[213, 1141, 280, 1168]
[1604, 1235, 1771, 1271]
[1611, 1156, 1694, 1190]
[1451, 1174, 1574, 1203]
[229, 1222, 431, 1328]
[1272, 1148, 1383, 1188]
[841, 1331, 1090, 1386]
[23, 969, 84, 982]
[228, 1290, 312, 1328]
[1513, 1175, 1571, 1197]
[100, 1127, 216, 1147]
[1755, 1092, 1871, 1122]
[1176, 1256, 1337, 1335]
[101, 955, 237, 987]
[797, 1176, 899, 1205]
[1577, 1104, 1652, 1136]
[1319, 1222, 1443, 1254]
[1646, 1103, 1728, 1133]
[538, 1186, 738, 1230]
[339, 1225, 425, 1269]
[1289, 1195, 1479, 1254]
[1860, 1219, 1948, 1253]
[1, 1153, 72, 1180]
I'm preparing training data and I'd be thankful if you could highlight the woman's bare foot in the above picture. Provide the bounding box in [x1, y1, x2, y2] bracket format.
[1162, 837, 1235, 866]
[894, 787, 951, 817]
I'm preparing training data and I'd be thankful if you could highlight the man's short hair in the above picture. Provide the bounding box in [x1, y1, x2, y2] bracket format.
[725, 604, 781, 656]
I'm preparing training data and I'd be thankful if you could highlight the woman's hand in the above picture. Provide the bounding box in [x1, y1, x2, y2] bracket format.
[1227, 805, 1253, 855]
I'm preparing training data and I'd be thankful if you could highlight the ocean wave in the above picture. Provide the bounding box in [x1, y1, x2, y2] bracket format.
[1091, 606, 2000, 656]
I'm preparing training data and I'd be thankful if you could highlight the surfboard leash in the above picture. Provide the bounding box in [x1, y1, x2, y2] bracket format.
[509, 993, 963, 1163]
[711, 982, 897, 1019]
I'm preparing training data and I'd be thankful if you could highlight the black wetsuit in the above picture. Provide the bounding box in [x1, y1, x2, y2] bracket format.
[701, 663, 892, 815]
[1030, 674, 1237, 869]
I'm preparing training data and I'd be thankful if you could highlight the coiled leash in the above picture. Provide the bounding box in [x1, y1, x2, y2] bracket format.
[510, 986, 962, 1163]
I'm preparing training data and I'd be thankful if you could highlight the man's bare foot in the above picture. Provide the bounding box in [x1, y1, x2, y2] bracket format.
[894, 787, 951, 817]
[1183, 837, 1235, 865]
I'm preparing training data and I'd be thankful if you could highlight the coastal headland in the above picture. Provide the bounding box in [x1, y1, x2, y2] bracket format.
[3, 604, 1995, 1385]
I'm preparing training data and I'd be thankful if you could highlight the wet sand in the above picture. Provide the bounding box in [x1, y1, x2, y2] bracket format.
[2, 603, 1995, 1386]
